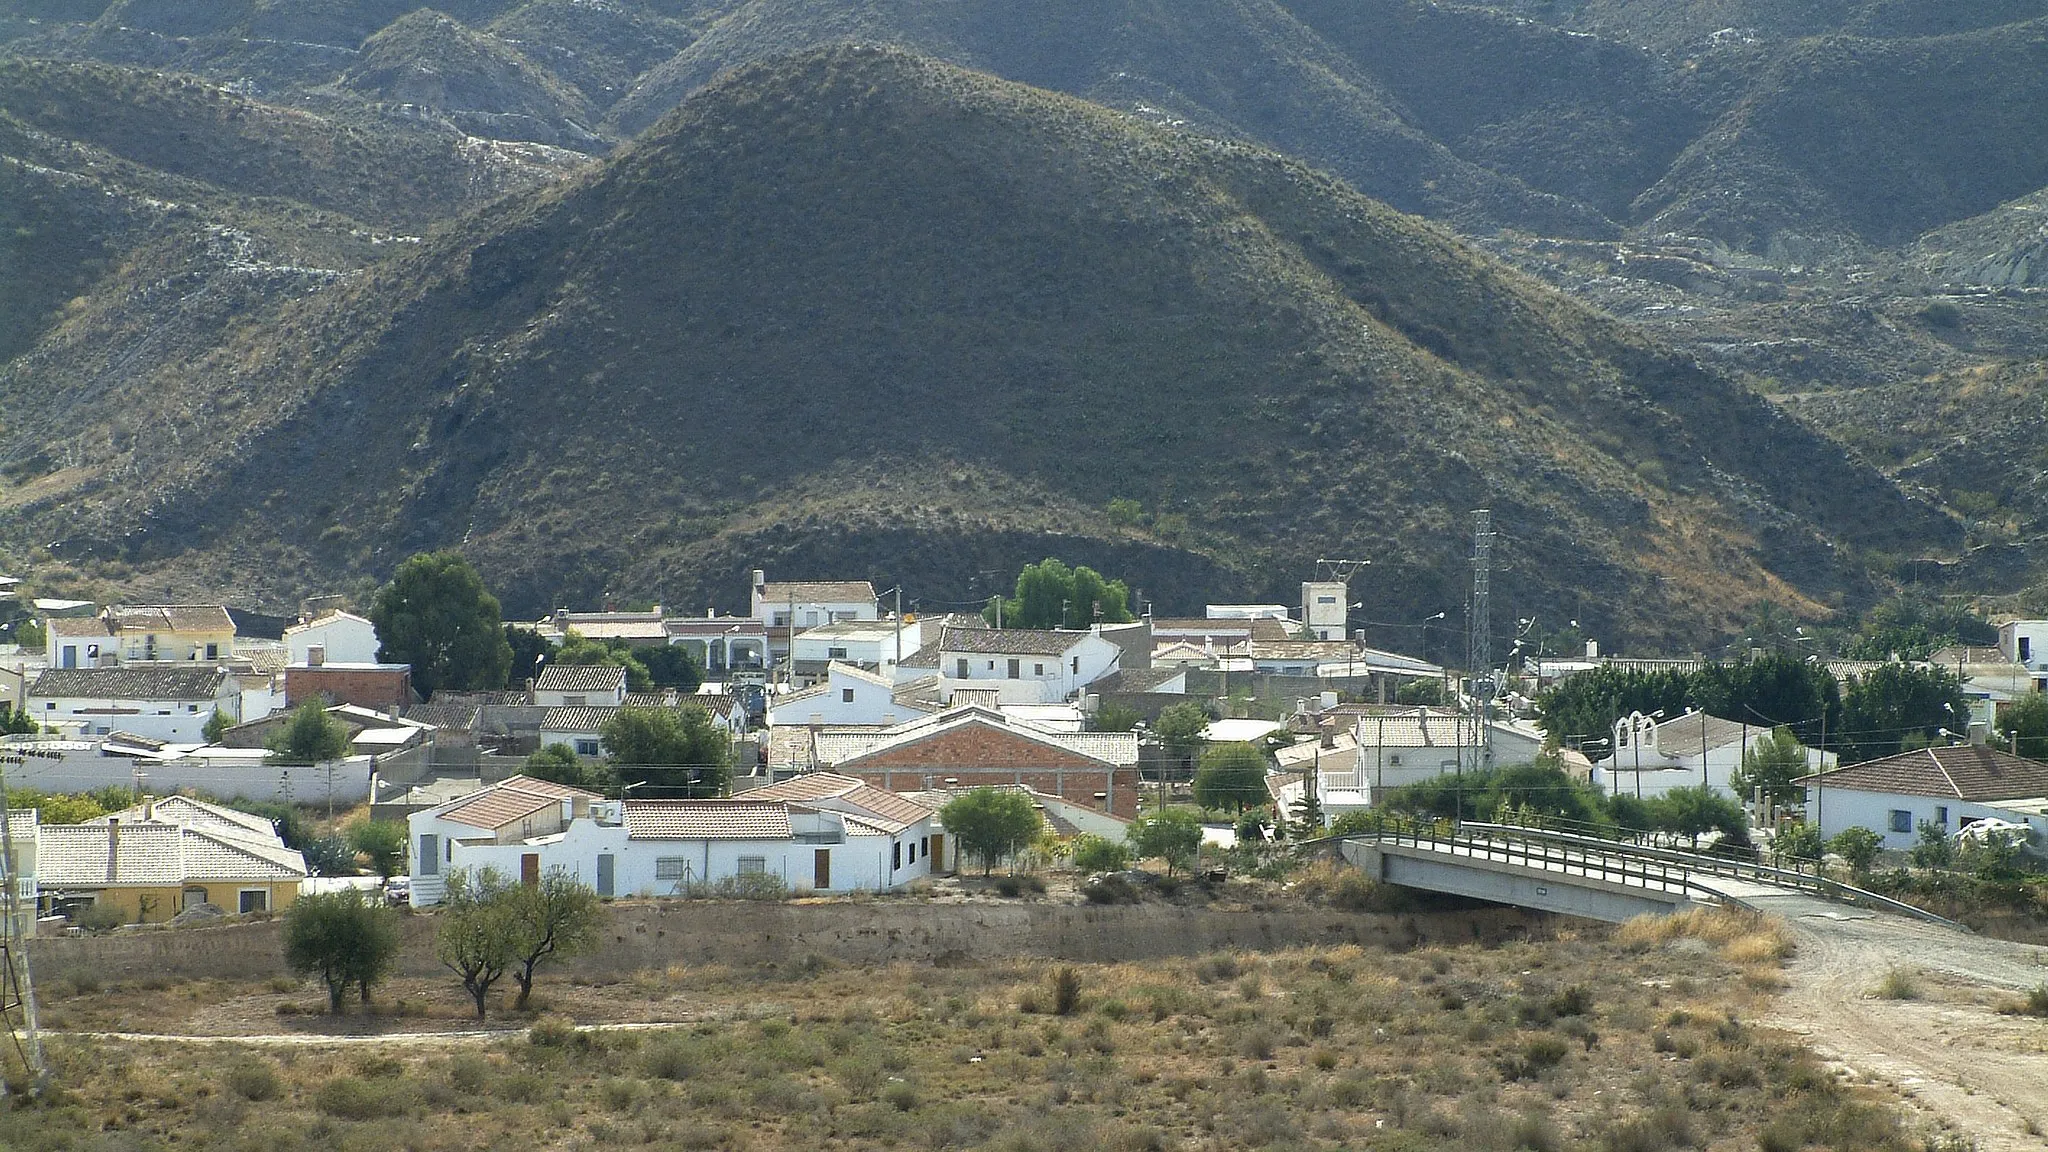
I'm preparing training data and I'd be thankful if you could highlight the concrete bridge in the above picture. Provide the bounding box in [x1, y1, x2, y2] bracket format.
[1334, 820, 1958, 926]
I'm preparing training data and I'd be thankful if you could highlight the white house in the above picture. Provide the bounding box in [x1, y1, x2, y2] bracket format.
[938, 627, 1122, 704]
[530, 664, 627, 708]
[283, 611, 381, 666]
[750, 573, 878, 629]
[789, 618, 923, 684]
[1797, 744, 2048, 852]
[769, 663, 937, 728]
[1997, 620, 2048, 691]
[28, 666, 240, 741]
[47, 604, 237, 670]
[1594, 710, 1826, 801]
[405, 774, 931, 904]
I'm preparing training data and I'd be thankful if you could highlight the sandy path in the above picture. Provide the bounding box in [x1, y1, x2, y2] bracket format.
[1749, 893, 2048, 1150]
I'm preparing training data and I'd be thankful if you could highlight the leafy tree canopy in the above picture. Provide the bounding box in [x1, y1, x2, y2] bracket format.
[1126, 808, 1203, 876]
[939, 788, 1042, 876]
[1731, 726, 1811, 807]
[1193, 741, 1269, 813]
[284, 889, 402, 1013]
[1069, 833, 1130, 874]
[436, 867, 518, 1019]
[1644, 785, 1748, 847]
[265, 701, 351, 765]
[346, 819, 408, 878]
[1838, 664, 1967, 763]
[504, 868, 603, 1010]
[1828, 826, 1883, 875]
[523, 742, 619, 793]
[1153, 701, 1210, 762]
[370, 551, 514, 698]
[1832, 595, 1994, 662]
[983, 558, 1134, 630]
[1090, 702, 1142, 733]
[600, 705, 731, 796]
[1998, 692, 2048, 761]
[1535, 654, 1840, 756]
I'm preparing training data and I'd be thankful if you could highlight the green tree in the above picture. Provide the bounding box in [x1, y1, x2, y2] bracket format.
[1534, 665, 1695, 750]
[1836, 595, 1994, 662]
[1839, 665, 1967, 763]
[983, 558, 1135, 629]
[1908, 820, 1953, 869]
[370, 551, 514, 698]
[283, 889, 402, 1013]
[1731, 726, 1810, 808]
[1691, 655, 1840, 744]
[1999, 692, 2048, 761]
[1127, 808, 1204, 876]
[200, 708, 229, 743]
[1484, 758, 1607, 826]
[601, 705, 731, 796]
[1090, 702, 1142, 732]
[1069, 834, 1130, 874]
[346, 819, 407, 878]
[1829, 826, 1884, 876]
[12, 619, 45, 651]
[939, 788, 1042, 877]
[1193, 741, 1269, 813]
[437, 867, 518, 1019]
[1154, 701, 1210, 767]
[265, 701, 350, 765]
[505, 868, 603, 1010]
[1393, 679, 1444, 706]
[636, 644, 702, 691]
[504, 624, 557, 683]
[0, 702, 37, 736]
[1645, 786, 1748, 849]
[551, 629, 652, 692]
[1772, 821, 1824, 864]
[523, 743, 617, 792]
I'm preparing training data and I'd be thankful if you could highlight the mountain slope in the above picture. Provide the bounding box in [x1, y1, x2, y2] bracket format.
[0, 46, 1953, 643]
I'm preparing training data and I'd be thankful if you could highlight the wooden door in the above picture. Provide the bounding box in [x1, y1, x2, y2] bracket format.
[813, 848, 831, 891]
[930, 834, 946, 874]
[521, 853, 541, 886]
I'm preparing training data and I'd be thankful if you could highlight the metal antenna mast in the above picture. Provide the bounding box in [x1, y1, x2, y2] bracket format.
[0, 747, 47, 1095]
[1467, 509, 1494, 773]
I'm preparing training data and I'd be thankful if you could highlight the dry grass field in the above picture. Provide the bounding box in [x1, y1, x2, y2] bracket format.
[0, 903, 1960, 1152]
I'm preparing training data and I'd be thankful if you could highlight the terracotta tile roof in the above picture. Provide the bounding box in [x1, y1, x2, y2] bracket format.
[815, 708, 1139, 767]
[533, 664, 627, 694]
[47, 617, 113, 639]
[898, 638, 942, 669]
[745, 771, 931, 830]
[496, 775, 604, 800]
[402, 702, 481, 731]
[105, 605, 236, 634]
[624, 800, 792, 840]
[30, 665, 229, 700]
[1796, 744, 2048, 802]
[941, 627, 1090, 657]
[697, 694, 741, 718]
[541, 706, 617, 732]
[626, 690, 683, 708]
[1248, 641, 1359, 661]
[435, 776, 597, 830]
[760, 581, 876, 605]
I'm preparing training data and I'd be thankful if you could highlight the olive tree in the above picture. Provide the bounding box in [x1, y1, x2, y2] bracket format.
[284, 889, 402, 1013]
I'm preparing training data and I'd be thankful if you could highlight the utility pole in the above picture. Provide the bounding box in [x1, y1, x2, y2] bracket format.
[0, 749, 47, 1095]
[1467, 509, 1494, 774]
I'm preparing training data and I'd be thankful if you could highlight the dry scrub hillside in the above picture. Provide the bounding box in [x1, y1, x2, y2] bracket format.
[0, 909, 1960, 1152]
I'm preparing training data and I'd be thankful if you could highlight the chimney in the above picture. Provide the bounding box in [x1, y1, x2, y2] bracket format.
[143, 796, 155, 822]
[753, 569, 767, 594]
[525, 677, 536, 705]
[106, 817, 119, 879]
[307, 644, 325, 667]
[1585, 640, 1599, 660]
[1321, 724, 1337, 750]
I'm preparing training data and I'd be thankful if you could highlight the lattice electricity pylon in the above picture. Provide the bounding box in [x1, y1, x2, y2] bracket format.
[1467, 509, 1494, 773]
[0, 750, 47, 1095]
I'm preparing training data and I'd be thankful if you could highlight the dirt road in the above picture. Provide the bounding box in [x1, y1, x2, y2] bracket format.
[1749, 893, 2048, 1149]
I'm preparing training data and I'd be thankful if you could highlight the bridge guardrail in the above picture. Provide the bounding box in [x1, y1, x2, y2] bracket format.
[1464, 820, 1964, 930]
[1330, 814, 1714, 904]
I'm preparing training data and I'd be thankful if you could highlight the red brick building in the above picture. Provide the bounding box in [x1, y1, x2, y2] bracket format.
[819, 708, 1141, 818]
[283, 661, 414, 710]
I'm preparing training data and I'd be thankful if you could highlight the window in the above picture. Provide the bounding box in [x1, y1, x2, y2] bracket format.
[842, 688, 856, 703]
[1034, 663, 1044, 676]
[1007, 659, 1020, 679]
[188, 704, 199, 713]
[773, 612, 789, 626]
[737, 856, 766, 875]
[1388, 755, 1402, 767]
[1318, 595, 1337, 604]
[892, 842, 902, 870]
[2023, 637, 2034, 662]
[1889, 810, 1914, 834]
[205, 643, 219, 660]
[563, 694, 586, 707]
[1935, 806, 1949, 826]
[655, 857, 688, 880]
[419, 834, 439, 876]
[1071, 657, 1079, 674]
[956, 658, 970, 678]
[238, 890, 269, 914]
[922, 836, 930, 855]
[575, 739, 600, 756]
[828, 646, 848, 659]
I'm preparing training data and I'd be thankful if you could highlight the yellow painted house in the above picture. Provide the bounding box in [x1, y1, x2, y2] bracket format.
[47, 604, 237, 670]
[32, 796, 306, 924]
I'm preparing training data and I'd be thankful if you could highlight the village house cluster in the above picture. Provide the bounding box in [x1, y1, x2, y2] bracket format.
[2, 567, 2047, 925]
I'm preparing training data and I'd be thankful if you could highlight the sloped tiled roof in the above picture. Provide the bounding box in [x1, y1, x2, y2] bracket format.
[533, 664, 627, 694]
[942, 627, 1090, 657]
[1796, 745, 2048, 802]
[35, 822, 305, 887]
[106, 605, 236, 634]
[761, 581, 876, 605]
[624, 800, 793, 840]
[626, 690, 683, 708]
[1650, 712, 1755, 755]
[1087, 667, 1185, 694]
[541, 706, 618, 733]
[434, 777, 597, 831]
[745, 771, 931, 831]
[815, 707, 1139, 767]
[89, 796, 277, 842]
[30, 665, 229, 701]
[284, 610, 374, 637]
[402, 702, 482, 731]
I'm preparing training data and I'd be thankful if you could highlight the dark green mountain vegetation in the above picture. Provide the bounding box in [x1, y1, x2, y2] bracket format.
[0, 46, 1959, 646]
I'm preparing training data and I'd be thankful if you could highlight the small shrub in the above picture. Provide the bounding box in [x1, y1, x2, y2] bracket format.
[1547, 985, 1592, 1017]
[1873, 968, 1919, 1000]
[315, 1076, 393, 1120]
[1082, 875, 1139, 904]
[1194, 953, 1240, 983]
[529, 1015, 580, 1048]
[446, 1054, 491, 1094]
[224, 1061, 280, 1102]
[676, 873, 790, 901]
[1498, 1035, 1570, 1081]
[1051, 967, 1083, 1016]
[881, 1080, 920, 1112]
[642, 1035, 700, 1080]
[1070, 834, 1130, 874]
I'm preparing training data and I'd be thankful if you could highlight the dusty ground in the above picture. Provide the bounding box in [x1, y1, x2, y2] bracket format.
[1752, 894, 2048, 1150]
